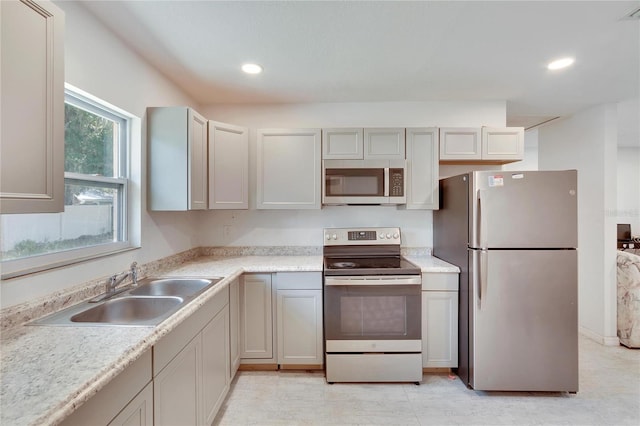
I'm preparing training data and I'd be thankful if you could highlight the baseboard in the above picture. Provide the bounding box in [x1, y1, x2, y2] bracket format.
[579, 327, 620, 346]
[279, 364, 324, 371]
[422, 367, 453, 374]
[238, 364, 278, 371]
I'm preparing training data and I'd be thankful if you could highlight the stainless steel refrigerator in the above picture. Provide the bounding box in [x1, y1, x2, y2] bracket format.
[433, 170, 579, 392]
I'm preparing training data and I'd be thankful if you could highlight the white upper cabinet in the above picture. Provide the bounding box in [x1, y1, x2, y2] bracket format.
[148, 107, 208, 211]
[322, 128, 363, 159]
[405, 128, 439, 210]
[481, 127, 524, 161]
[322, 128, 406, 160]
[257, 128, 322, 209]
[1, 0, 65, 214]
[439, 127, 482, 161]
[364, 128, 405, 160]
[439, 126, 524, 163]
[208, 121, 248, 209]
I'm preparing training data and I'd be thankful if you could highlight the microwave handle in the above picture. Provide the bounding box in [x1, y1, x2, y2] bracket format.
[384, 168, 389, 196]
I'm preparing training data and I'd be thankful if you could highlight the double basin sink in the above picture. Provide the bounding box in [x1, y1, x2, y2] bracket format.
[32, 277, 222, 326]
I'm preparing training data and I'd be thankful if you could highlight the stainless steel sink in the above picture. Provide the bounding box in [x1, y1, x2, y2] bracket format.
[70, 296, 184, 324]
[30, 276, 222, 326]
[129, 278, 216, 297]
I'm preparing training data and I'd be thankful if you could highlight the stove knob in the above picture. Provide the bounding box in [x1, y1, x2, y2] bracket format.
[325, 234, 331, 240]
[386, 233, 391, 239]
[393, 232, 399, 239]
[332, 234, 338, 240]
[379, 233, 385, 239]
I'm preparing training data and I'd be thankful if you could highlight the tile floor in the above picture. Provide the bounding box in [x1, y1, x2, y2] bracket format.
[213, 336, 639, 425]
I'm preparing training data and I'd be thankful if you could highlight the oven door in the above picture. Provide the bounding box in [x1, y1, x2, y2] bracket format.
[324, 275, 422, 352]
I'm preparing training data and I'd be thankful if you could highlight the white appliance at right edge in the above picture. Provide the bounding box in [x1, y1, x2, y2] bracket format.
[433, 170, 579, 392]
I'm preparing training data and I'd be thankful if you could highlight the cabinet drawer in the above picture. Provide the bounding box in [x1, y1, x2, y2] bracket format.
[421, 273, 458, 291]
[276, 272, 322, 290]
[154, 287, 229, 376]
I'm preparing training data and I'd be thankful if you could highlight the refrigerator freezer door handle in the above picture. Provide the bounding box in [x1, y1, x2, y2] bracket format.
[478, 190, 488, 249]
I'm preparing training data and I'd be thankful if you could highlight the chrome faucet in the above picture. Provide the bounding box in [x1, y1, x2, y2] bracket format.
[90, 262, 139, 303]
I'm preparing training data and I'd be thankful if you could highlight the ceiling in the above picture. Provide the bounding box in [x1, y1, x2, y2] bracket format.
[80, 1, 639, 129]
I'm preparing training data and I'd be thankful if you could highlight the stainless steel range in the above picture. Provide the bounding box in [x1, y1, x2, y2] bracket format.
[323, 227, 422, 384]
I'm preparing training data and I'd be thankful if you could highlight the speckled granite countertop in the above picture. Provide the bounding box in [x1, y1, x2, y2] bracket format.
[405, 255, 461, 273]
[0, 254, 457, 426]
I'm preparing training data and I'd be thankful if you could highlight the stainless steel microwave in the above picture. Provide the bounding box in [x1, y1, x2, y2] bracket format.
[322, 160, 406, 205]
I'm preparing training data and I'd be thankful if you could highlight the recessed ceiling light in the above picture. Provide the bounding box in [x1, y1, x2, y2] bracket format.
[241, 63, 263, 74]
[547, 57, 575, 70]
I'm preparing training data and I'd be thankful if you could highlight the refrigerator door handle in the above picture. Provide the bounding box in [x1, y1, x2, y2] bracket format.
[478, 190, 488, 249]
[479, 249, 488, 303]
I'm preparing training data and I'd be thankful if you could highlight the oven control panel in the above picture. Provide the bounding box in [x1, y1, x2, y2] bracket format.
[324, 227, 401, 245]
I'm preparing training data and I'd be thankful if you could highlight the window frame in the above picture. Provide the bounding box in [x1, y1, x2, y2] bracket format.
[1, 86, 136, 279]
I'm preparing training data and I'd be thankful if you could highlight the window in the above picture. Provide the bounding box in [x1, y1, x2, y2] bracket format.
[0, 87, 135, 277]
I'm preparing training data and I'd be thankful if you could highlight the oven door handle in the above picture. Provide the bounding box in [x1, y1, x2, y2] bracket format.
[324, 276, 421, 286]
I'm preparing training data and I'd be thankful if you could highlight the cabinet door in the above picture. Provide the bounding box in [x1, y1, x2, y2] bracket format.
[202, 306, 230, 425]
[240, 274, 274, 359]
[277, 289, 323, 367]
[108, 382, 153, 426]
[209, 121, 248, 209]
[148, 106, 208, 211]
[322, 128, 363, 159]
[154, 336, 201, 426]
[257, 128, 322, 209]
[229, 278, 241, 377]
[60, 351, 152, 426]
[422, 291, 458, 368]
[188, 109, 208, 210]
[439, 128, 481, 161]
[364, 128, 405, 160]
[406, 128, 439, 210]
[0, 0, 64, 213]
[481, 127, 524, 161]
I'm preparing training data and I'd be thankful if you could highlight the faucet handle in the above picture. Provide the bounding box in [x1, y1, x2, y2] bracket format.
[107, 274, 118, 291]
[130, 262, 139, 284]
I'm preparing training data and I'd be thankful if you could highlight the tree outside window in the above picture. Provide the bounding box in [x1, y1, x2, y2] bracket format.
[0, 89, 129, 263]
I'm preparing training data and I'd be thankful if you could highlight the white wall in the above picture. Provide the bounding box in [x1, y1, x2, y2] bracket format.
[617, 147, 640, 235]
[0, 2, 200, 308]
[502, 128, 539, 171]
[199, 101, 506, 248]
[538, 104, 619, 345]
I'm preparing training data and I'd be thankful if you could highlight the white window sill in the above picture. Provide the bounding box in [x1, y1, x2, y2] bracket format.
[1, 244, 141, 280]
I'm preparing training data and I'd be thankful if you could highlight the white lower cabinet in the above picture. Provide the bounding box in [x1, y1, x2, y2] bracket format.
[201, 306, 230, 425]
[228, 278, 241, 377]
[240, 274, 276, 364]
[422, 273, 459, 368]
[108, 382, 153, 426]
[154, 336, 201, 425]
[153, 287, 230, 426]
[276, 272, 323, 368]
[60, 351, 152, 426]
